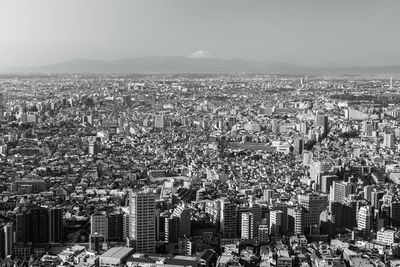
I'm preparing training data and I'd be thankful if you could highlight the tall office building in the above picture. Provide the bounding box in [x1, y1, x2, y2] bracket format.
[269, 210, 283, 238]
[241, 212, 254, 240]
[315, 113, 328, 133]
[49, 207, 64, 243]
[263, 189, 274, 203]
[258, 224, 269, 244]
[298, 194, 328, 232]
[329, 200, 357, 231]
[108, 212, 123, 241]
[16, 207, 50, 244]
[320, 175, 339, 194]
[30, 207, 49, 244]
[273, 202, 288, 234]
[384, 133, 395, 148]
[129, 189, 156, 253]
[236, 206, 250, 238]
[3, 223, 13, 257]
[391, 202, 400, 227]
[250, 203, 263, 238]
[91, 213, 108, 239]
[364, 185, 373, 203]
[288, 206, 304, 235]
[122, 212, 130, 240]
[173, 205, 191, 238]
[357, 206, 373, 231]
[329, 181, 353, 203]
[165, 216, 180, 243]
[371, 190, 384, 208]
[219, 198, 237, 238]
[293, 138, 304, 155]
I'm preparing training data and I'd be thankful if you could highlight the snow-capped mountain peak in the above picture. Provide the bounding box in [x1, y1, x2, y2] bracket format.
[187, 50, 214, 59]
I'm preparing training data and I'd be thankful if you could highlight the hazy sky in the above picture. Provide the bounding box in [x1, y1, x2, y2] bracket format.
[1, 0, 400, 68]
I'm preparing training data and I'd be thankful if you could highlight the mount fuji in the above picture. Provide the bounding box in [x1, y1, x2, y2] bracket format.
[187, 50, 214, 59]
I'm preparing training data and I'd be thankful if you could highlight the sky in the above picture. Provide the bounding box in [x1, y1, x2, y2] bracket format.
[1, 0, 400, 69]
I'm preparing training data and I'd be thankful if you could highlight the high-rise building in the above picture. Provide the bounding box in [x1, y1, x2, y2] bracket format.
[49, 207, 64, 243]
[16, 207, 50, 244]
[329, 181, 353, 203]
[391, 202, 400, 227]
[329, 200, 357, 231]
[273, 202, 288, 234]
[269, 210, 283, 237]
[298, 194, 328, 232]
[91, 213, 108, 239]
[258, 224, 269, 244]
[108, 212, 123, 241]
[30, 207, 49, 244]
[241, 212, 254, 240]
[357, 206, 372, 232]
[309, 158, 333, 186]
[250, 203, 263, 238]
[293, 138, 304, 155]
[122, 212, 130, 240]
[165, 216, 180, 243]
[154, 115, 165, 128]
[364, 185, 373, 203]
[371, 191, 384, 208]
[172, 205, 191, 238]
[263, 189, 274, 203]
[384, 133, 395, 148]
[288, 206, 304, 235]
[362, 121, 374, 137]
[15, 213, 30, 243]
[315, 113, 328, 133]
[390, 77, 393, 89]
[0, 93, 3, 117]
[219, 198, 237, 238]
[129, 189, 156, 253]
[320, 175, 339, 194]
[3, 223, 13, 257]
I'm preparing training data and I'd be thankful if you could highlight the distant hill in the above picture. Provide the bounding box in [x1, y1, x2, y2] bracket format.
[4, 56, 400, 74]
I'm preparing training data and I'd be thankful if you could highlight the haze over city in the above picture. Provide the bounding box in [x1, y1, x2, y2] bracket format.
[1, 0, 400, 70]
[3, 0, 400, 266]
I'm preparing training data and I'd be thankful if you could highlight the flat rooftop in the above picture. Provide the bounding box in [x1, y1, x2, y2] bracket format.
[100, 247, 134, 259]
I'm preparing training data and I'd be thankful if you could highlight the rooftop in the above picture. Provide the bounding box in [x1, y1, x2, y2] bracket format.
[100, 247, 134, 259]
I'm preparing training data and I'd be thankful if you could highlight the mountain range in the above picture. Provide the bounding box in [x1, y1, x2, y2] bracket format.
[4, 51, 400, 74]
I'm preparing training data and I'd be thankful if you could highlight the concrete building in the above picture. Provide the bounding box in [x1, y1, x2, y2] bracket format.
[358, 206, 373, 232]
[288, 206, 304, 235]
[376, 229, 395, 245]
[219, 198, 237, 238]
[330, 181, 353, 203]
[298, 193, 328, 232]
[91, 213, 108, 239]
[241, 212, 254, 240]
[98, 247, 134, 267]
[129, 189, 156, 253]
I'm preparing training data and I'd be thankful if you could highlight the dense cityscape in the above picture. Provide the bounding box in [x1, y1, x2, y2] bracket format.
[0, 73, 399, 267]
